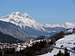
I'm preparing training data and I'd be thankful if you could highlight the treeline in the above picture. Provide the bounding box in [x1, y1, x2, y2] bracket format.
[54, 48, 70, 56]
[0, 40, 53, 56]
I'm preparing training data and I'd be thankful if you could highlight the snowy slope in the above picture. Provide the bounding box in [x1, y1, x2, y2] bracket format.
[56, 34, 75, 51]
[39, 52, 53, 56]
[55, 34, 75, 56]
[55, 34, 75, 51]
[39, 34, 75, 56]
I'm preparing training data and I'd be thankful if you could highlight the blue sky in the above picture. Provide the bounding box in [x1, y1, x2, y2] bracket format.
[0, 0, 75, 24]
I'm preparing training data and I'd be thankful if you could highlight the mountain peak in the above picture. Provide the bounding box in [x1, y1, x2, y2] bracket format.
[65, 22, 75, 28]
[9, 11, 31, 19]
[11, 11, 24, 17]
[0, 11, 45, 31]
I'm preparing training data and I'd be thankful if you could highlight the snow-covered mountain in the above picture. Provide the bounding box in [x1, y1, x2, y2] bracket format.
[44, 22, 75, 29]
[0, 12, 49, 41]
[0, 11, 45, 31]
[44, 22, 75, 34]
[0, 11, 75, 41]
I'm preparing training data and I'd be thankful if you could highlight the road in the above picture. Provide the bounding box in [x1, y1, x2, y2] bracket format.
[50, 45, 75, 53]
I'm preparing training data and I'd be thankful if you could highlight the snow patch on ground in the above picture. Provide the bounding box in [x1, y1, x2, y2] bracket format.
[39, 34, 75, 56]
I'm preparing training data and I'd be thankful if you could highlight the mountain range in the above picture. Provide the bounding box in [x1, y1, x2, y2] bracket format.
[0, 11, 75, 41]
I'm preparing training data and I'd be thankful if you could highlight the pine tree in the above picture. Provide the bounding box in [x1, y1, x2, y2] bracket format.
[54, 48, 70, 56]
[54, 50, 64, 56]
[64, 48, 70, 56]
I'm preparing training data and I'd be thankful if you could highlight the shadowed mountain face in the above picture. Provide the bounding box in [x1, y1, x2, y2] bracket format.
[0, 31, 23, 43]
[0, 12, 75, 41]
